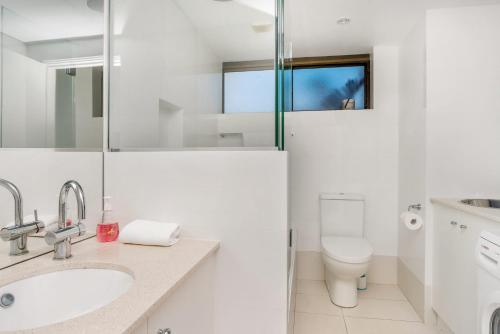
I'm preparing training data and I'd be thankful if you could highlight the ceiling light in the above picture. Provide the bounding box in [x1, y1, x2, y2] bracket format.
[337, 17, 351, 25]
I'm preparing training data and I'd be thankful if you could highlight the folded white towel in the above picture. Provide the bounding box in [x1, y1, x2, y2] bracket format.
[119, 220, 180, 247]
[3, 214, 58, 232]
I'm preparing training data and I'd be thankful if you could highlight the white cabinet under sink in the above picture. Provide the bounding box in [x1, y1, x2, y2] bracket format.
[132, 256, 215, 334]
[432, 201, 500, 334]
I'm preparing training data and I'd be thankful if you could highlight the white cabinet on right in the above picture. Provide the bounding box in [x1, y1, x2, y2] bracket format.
[432, 200, 500, 334]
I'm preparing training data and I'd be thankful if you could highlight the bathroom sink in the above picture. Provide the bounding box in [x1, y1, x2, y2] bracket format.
[0, 268, 134, 331]
[461, 199, 500, 209]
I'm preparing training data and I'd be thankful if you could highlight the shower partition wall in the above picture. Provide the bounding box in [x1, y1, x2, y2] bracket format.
[109, 0, 285, 150]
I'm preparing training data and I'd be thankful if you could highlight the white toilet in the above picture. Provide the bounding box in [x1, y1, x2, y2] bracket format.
[320, 193, 373, 308]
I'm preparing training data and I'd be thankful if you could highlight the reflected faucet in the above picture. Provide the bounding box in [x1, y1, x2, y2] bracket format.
[45, 180, 86, 260]
[0, 179, 45, 255]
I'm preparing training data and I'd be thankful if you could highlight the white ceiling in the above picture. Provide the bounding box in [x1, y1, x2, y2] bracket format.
[2, 0, 500, 59]
[0, 0, 103, 43]
[174, 0, 500, 61]
[173, 0, 275, 62]
[288, 0, 500, 57]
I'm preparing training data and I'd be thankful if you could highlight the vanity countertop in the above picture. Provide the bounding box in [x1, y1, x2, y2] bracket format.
[431, 198, 500, 223]
[0, 234, 95, 270]
[0, 237, 219, 334]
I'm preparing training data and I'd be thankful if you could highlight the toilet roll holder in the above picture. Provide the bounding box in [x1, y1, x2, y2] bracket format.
[407, 204, 423, 212]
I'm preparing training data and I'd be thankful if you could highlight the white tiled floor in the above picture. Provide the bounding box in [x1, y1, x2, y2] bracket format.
[293, 280, 438, 334]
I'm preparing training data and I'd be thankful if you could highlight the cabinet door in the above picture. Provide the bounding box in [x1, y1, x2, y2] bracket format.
[452, 211, 481, 334]
[148, 256, 215, 334]
[432, 205, 481, 334]
[433, 205, 461, 331]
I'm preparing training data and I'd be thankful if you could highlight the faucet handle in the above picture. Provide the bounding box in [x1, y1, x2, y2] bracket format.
[45, 222, 86, 246]
[32, 209, 45, 233]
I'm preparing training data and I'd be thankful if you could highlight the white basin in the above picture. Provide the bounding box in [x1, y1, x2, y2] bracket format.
[0, 268, 134, 331]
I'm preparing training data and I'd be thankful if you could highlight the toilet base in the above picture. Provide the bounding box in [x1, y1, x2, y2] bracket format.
[322, 254, 371, 308]
[325, 275, 358, 308]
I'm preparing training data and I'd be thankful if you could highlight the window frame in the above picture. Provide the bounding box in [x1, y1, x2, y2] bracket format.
[222, 54, 371, 113]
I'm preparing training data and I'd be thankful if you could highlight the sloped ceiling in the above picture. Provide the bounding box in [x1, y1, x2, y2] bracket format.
[0, 0, 103, 42]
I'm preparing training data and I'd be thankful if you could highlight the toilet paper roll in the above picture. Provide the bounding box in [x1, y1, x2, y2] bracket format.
[400, 212, 423, 231]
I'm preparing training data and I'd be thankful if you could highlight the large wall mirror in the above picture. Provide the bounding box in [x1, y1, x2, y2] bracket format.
[0, 0, 104, 149]
[0, 0, 105, 269]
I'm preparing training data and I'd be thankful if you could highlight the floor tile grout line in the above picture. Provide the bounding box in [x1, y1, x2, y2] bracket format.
[294, 310, 343, 317]
[342, 314, 422, 323]
[295, 309, 421, 323]
[341, 309, 349, 334]
[296, 294, 408, 302]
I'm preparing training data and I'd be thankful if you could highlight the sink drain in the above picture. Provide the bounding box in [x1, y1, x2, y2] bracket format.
[0, 293, 14, 308]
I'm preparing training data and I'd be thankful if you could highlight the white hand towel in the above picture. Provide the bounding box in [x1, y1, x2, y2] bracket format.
[3, 214, 58, 232]
[119, 220, 180, 247]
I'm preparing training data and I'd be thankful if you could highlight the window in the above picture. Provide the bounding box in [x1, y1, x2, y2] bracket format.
[223, 55, 371, 113]
[224, 70, 275, 113]
[293, 65, 367, 110]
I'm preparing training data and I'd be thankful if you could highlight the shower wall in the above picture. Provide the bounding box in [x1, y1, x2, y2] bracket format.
[109, 0, 277, 150]
[110, 0, 222, 149]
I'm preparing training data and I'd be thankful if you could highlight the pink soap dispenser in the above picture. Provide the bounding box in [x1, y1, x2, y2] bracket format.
[96, 196, 119, 242]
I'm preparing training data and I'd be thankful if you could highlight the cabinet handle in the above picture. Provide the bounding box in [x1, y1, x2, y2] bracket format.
[459, 224, 468, 230]
[450, 221, 458, 226]
[157, 329, 171, 334]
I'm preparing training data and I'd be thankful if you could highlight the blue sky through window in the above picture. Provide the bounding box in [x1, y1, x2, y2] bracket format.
[293, 66, 366, 111]
[224, 65, 366, 113]
[224, 70, 275, 113]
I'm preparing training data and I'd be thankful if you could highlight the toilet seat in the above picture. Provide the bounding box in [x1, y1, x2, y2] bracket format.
[321, 236, 373, 264]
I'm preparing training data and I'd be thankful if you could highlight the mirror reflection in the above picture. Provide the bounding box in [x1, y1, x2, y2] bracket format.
[0, 0, 104, 149]
[0, 0, 105, 269]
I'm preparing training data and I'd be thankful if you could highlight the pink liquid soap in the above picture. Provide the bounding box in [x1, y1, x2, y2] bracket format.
[96, 222, 119, 242]
[97, 196, 119, 242]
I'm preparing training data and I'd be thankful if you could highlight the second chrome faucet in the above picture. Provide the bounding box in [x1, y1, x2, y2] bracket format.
[45, 180, 87, 260]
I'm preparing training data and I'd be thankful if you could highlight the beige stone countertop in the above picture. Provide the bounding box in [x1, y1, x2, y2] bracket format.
[0, 237, 220, 334]
[0, 234, 95, 270]
[431, 198, 500, 223]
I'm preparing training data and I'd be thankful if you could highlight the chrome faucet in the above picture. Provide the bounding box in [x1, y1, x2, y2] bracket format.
[0, 179, 45, 255]
[44, 180, 86, 260]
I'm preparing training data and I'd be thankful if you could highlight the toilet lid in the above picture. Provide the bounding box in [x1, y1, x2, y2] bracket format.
[321, 236, 373, 264]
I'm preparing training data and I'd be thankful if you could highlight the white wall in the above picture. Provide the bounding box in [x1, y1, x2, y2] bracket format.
[2, 50, 47, 148]
[0, 151, 103, 232]
[395, 5, 500, 321]
[104, 151, 288, 334]
[2, 33, 27, 55]
[427, 5, 500, 198]
[217, 113, 275, 147]
[110, 0, 222, 149]
[398, 18, 427, 284]
[288, 46, 399, 257]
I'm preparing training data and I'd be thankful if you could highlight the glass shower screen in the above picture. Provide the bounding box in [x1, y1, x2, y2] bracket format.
[109, 0, 283, 150]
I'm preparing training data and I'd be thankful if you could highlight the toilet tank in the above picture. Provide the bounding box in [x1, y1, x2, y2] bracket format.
[320, 193, 365, 238]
